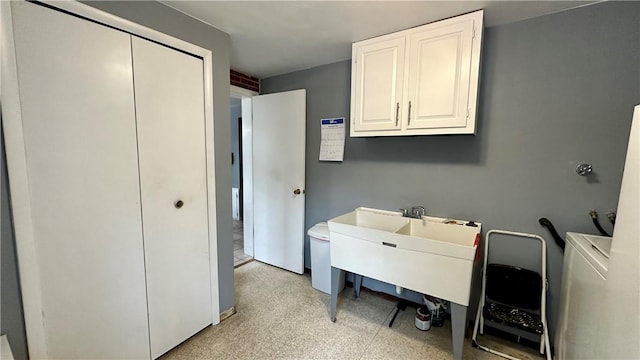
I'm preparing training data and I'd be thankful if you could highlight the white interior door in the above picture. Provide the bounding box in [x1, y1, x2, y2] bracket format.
[9, 2, 150, 358]
[131, 36, 212, 358]
[253, 90, 306, 274]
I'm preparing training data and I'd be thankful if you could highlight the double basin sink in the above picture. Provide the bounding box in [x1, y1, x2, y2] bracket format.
[328, 207, 481, 305]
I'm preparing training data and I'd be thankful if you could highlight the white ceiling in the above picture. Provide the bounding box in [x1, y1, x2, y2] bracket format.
[162, 1, 599, 79]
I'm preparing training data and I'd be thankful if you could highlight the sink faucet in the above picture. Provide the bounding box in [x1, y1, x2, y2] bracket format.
[411, 206, 426, 219]
[400, 206, 426, 218]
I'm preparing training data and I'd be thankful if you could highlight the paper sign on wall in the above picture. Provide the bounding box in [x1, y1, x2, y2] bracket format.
[319, 117, 345, 162]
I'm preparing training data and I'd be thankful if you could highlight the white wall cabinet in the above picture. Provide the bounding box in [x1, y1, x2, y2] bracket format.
[2, 1, 218, 359]
[351, 35, 406, 132]
[350, 11, 484, 137]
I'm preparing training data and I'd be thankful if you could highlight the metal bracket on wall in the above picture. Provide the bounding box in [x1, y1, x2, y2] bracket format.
[576, 163, 593, 176]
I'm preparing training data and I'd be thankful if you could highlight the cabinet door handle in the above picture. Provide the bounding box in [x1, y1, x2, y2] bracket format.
[407, 101, 412, 126]
[395, 102, 399, 126]
[174, 200, 184, 209]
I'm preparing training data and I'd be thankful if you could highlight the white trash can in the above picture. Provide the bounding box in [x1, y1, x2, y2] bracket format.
[309, 222, 345, 294]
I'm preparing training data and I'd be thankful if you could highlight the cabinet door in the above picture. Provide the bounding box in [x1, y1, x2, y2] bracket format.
[10, 2, 151, 358]
[131, 37, 212, 359]
[351, 36, 406, 133]
[406, 18, 475, 130]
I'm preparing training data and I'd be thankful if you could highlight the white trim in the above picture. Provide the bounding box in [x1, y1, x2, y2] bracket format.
[2, 0, 220, 356]
[231, 84, 258, 98]
[1, 2, 49, 357]
[203, 51, 221, 326]
[240, 97, 254, 257]
[230, 85, 257, 258]
[1, 335, 15, 360]
[41, 0, 209, 60]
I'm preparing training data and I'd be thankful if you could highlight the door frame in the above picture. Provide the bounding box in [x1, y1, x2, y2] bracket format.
[230, 85, 258, 257]
[1, 1, 219, 357]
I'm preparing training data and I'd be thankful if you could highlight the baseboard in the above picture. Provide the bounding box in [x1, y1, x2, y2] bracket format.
[219, 306, 237, 322]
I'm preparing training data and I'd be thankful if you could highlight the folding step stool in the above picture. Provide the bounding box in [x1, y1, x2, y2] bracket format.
[472, 229, 551, 360]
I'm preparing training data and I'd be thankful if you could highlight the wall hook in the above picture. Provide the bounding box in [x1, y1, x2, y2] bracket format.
[576, 163, 593, 176]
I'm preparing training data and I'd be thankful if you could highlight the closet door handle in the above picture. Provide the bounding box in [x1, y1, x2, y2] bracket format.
[407, 101, 412, 126]
[174, 200, 184, 209]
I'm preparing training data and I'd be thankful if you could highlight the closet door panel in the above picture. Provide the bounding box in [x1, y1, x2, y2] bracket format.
[11, 2, 150, 358]
[131, 36, 212, 358]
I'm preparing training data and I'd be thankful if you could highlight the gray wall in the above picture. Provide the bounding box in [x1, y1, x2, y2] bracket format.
[261, 1, 640, 342]
[231, 104, 242, 189]
[1, 2, 235, 356]
[1, 128, 28, 360]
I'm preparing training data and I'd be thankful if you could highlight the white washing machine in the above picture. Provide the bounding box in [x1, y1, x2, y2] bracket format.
[556, 105, 640, 359]
[555, 232, 612, 360]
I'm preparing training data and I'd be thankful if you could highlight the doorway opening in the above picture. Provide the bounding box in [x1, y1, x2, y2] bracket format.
[230, 86, 307, 274]
[231, 85, 257, 267]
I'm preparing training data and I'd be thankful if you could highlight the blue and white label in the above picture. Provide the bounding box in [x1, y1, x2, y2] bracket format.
[321, 118, 345, 125]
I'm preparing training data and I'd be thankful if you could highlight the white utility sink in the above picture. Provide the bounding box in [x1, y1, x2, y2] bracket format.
[328, 207, 481, 360]
[328, 207, 481, 306]
[394, 218, 479, 260]
[327, 207, 408, 239]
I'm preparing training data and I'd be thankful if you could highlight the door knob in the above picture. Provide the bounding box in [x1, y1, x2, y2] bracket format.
[174, 200, 184, 209]
[293, 189, 303, 195]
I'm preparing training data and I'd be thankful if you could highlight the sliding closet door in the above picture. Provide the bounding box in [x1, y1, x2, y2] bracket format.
[10, 2, 151, 358]
[131, 37, 212, 358]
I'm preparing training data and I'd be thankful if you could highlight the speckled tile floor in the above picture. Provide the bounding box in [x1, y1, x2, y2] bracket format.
[233, 219, 252, 267]
[161, 261, 543, 360]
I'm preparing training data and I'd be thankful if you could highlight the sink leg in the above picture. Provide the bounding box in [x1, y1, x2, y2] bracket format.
[330, 267, 342, 322]
[353, 274, 363, 298]
[450, 302, 467, 360]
